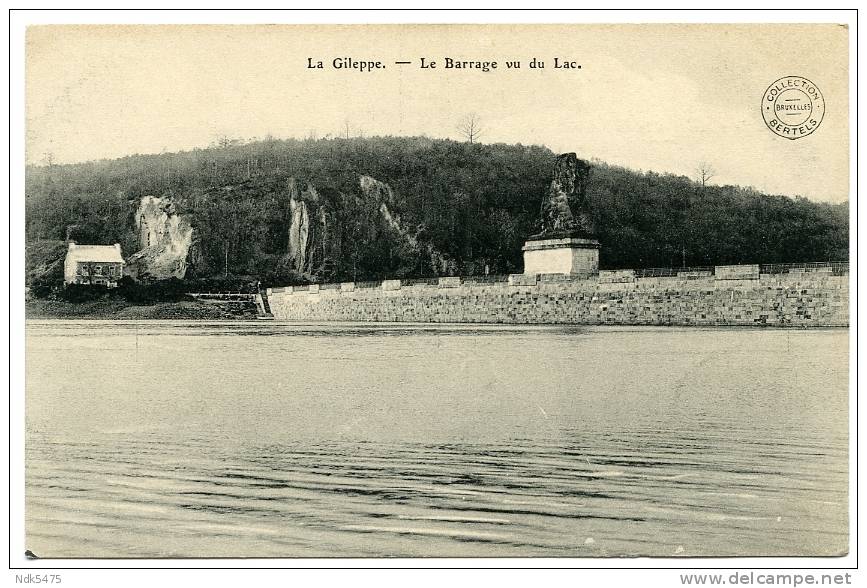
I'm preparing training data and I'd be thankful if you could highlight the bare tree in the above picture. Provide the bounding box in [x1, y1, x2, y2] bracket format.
[696, 161, 716, 188]
[457, 113, 484, 144]
[216, 135, 240, 149]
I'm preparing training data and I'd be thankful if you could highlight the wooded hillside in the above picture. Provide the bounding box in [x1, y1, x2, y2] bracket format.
[25, 136, 849, 286]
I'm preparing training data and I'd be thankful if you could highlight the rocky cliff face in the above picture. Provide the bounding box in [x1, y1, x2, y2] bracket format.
[126, 196, 194, 279]
[359, 175, 395, 206]
[287, 179, 311, 272]
[360, 175, 401, 235]
[283, 174, 452, 278]
[286, 178, 327, 274]
[360, 175, 454, 275]
[124, 173, 452, 282]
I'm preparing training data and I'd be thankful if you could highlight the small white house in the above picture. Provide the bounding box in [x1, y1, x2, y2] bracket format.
[64, 242, 125, 287]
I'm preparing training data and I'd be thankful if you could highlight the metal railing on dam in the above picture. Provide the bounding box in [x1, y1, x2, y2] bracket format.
[267, 261, 849, 293]
[759, 261, 849, 276]
[633, 262, 849, 279]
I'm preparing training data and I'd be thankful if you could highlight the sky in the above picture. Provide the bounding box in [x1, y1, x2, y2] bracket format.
[25, 23, 850, 202]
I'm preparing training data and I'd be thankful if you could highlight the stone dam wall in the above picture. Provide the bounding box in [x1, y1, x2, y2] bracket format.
[267, 265, 849, 327]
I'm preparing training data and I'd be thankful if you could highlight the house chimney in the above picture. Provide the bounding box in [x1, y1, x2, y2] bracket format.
[68, 241, 76, 250]
[114, 243, 122, 254]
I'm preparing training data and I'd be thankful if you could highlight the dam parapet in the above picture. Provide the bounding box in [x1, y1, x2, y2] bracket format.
[267, 262, 849, 327]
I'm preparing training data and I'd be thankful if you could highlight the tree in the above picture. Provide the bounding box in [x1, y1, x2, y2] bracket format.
[457, 113, 484, 144]
[22, 135, 848, 281]
[696, 161, 716, 188]
[216, 135, 240, 149]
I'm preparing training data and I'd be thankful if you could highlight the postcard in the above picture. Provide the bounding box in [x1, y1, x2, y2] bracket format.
[14, 17, 853, 570]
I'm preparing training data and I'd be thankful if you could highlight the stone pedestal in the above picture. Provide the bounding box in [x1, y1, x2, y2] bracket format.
[522, 237, 600, 275]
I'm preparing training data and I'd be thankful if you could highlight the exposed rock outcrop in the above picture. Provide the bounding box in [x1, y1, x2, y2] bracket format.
[287, 179, 310, 272]
[359, 175, 455, 275]
[359, 175, 396, 206]
[360, 175, 401, 235]
[286, 178, 324, 274]
[126, 196, 193, 279]
[282, 174, 453, 278]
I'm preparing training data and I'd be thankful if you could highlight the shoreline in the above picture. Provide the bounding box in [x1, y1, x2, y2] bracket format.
[23, 304, 848, 329]
[25, 299, 257, 320]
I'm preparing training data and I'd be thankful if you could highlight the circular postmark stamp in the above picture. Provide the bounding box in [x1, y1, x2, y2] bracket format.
[762, 76, 825, 140]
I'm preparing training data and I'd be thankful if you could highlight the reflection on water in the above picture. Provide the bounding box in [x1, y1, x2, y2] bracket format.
[25, 321, 848, 557]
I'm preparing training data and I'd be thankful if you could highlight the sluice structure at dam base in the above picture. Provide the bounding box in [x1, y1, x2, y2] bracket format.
[266, 263, 849, 327]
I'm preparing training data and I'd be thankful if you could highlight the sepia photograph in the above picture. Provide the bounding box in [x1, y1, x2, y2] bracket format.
[10, 10, 856, 576]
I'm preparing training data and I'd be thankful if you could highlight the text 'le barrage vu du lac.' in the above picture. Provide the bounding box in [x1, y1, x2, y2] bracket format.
[307, 57, 582, 72]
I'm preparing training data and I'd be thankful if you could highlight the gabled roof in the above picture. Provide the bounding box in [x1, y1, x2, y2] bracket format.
[66, 245, 125, 264]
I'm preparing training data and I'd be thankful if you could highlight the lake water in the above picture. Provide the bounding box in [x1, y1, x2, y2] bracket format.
[25, 321, 848, 558]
